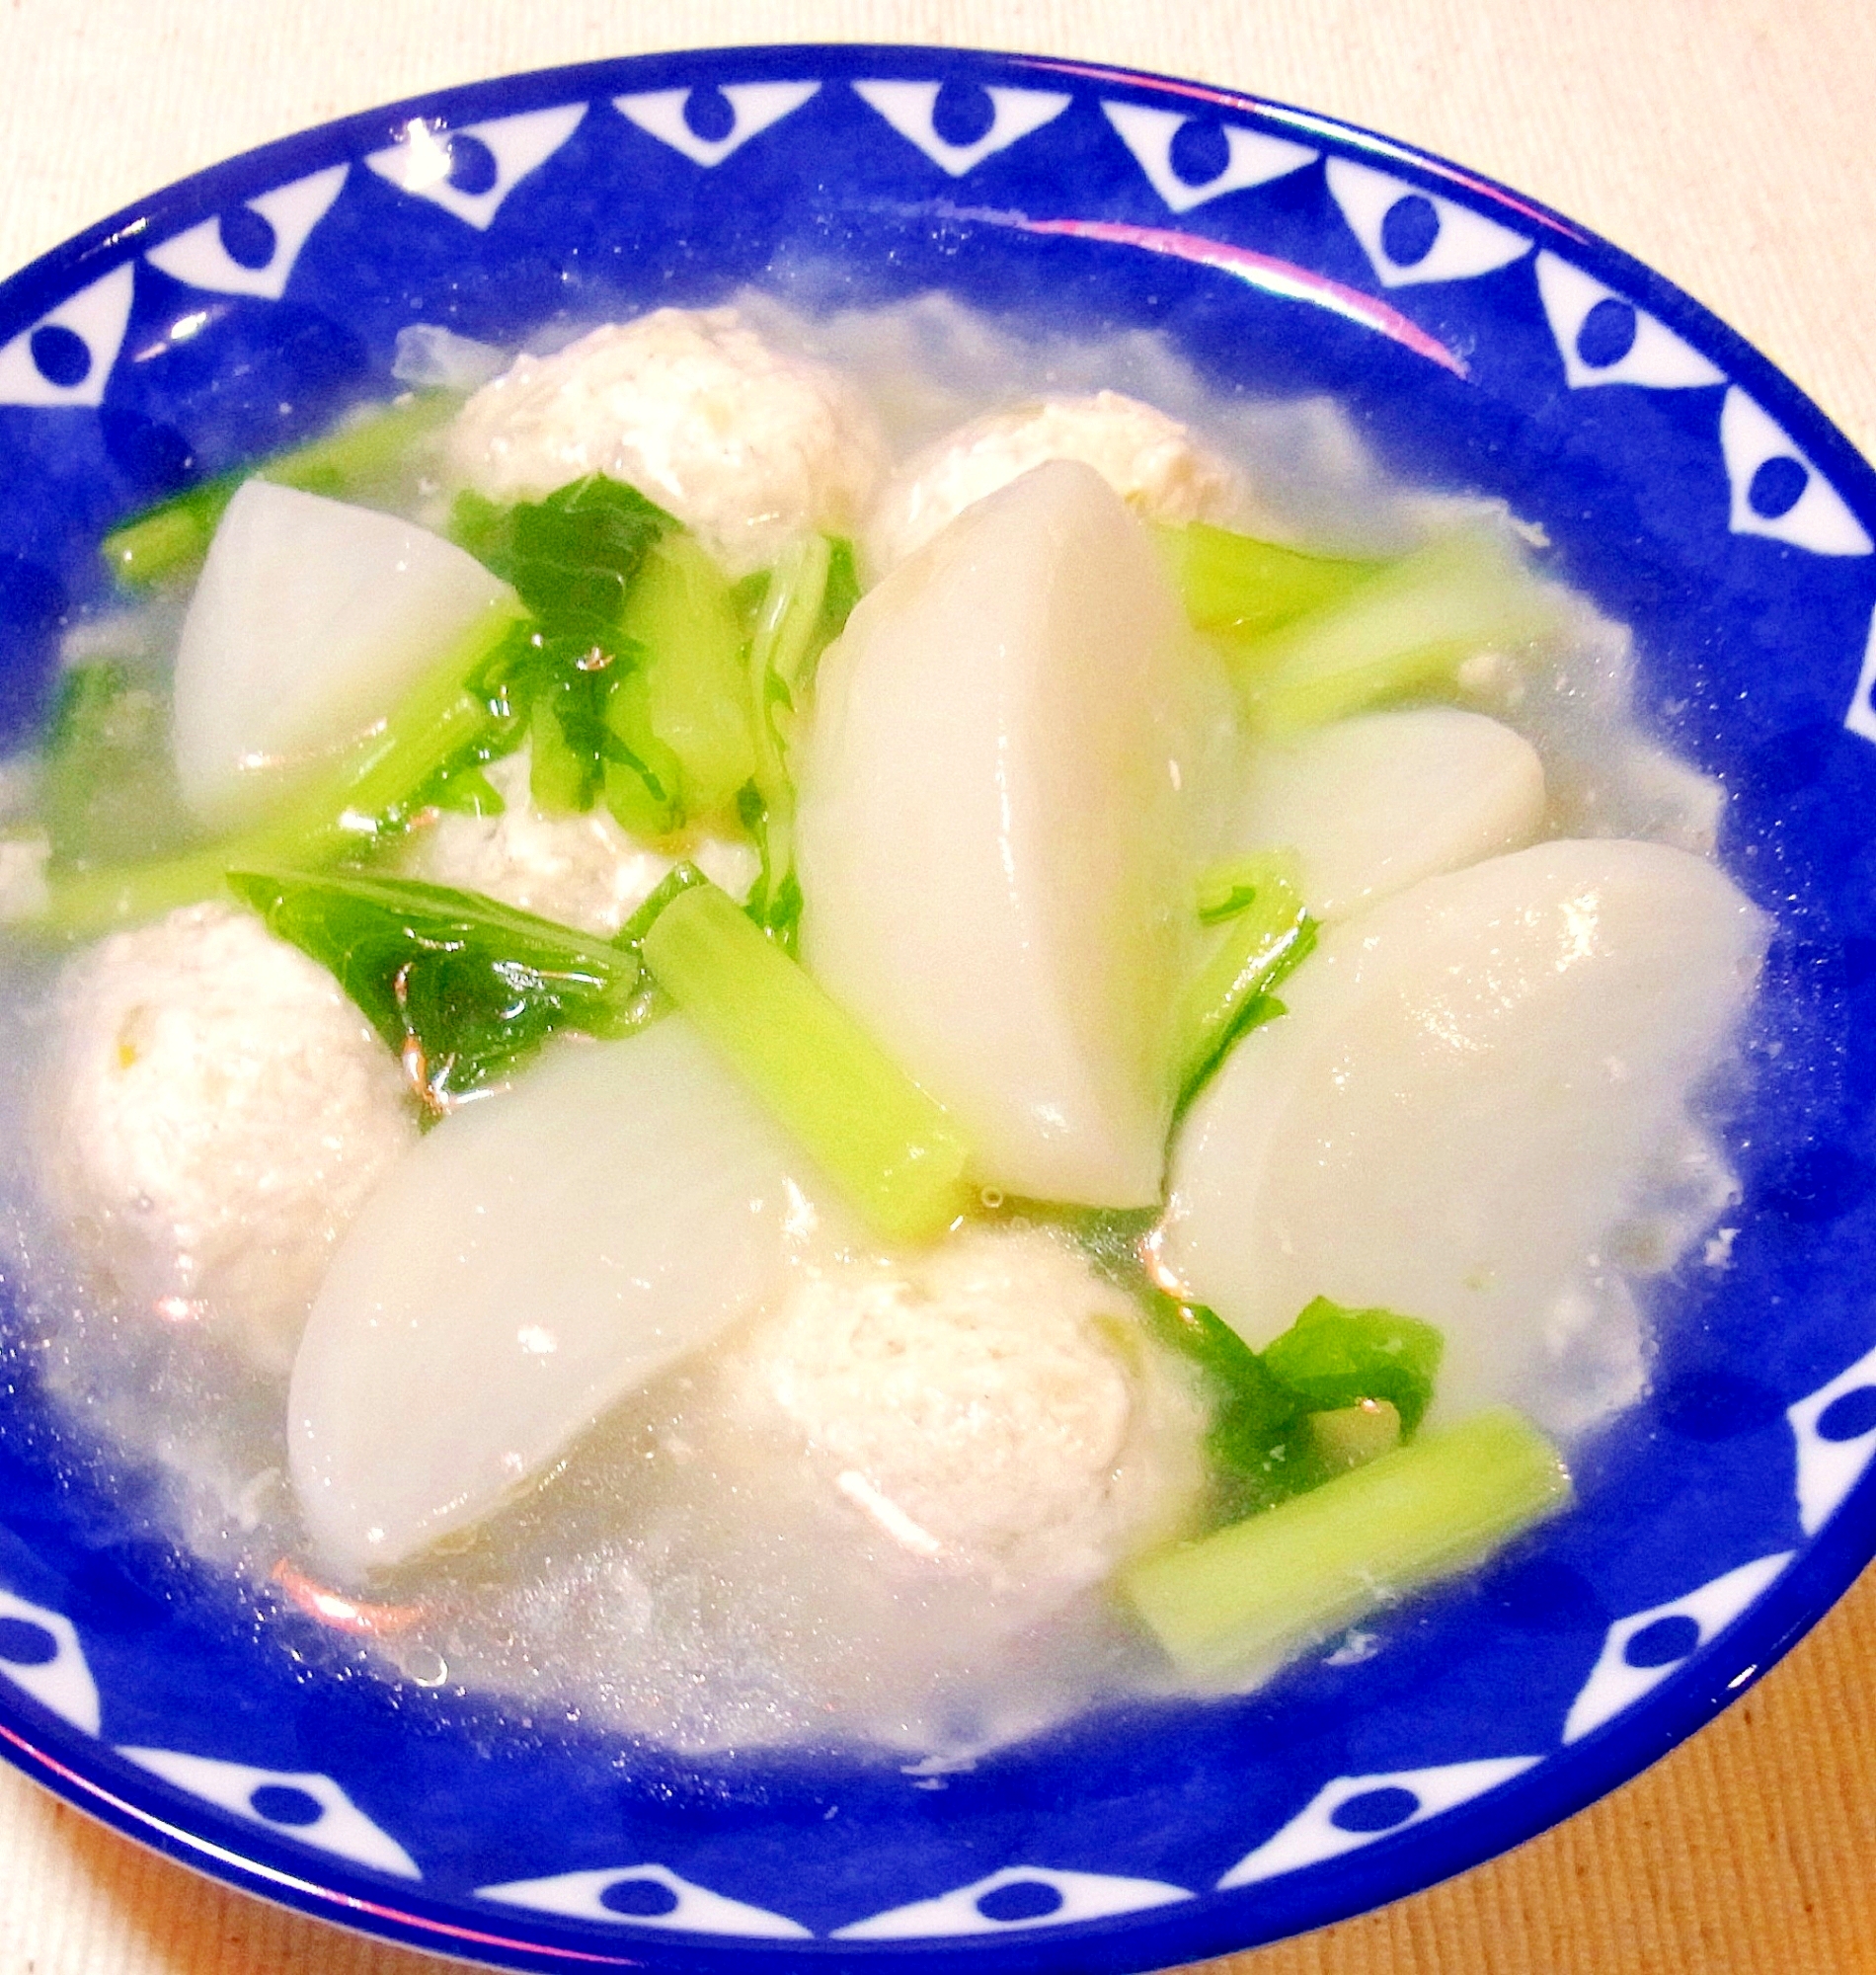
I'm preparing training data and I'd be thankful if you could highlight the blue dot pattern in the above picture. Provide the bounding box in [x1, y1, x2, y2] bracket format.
[248, 1783, 326, 1828]
[1817, 1386, 1876, 1444]
[931, 78, 996, 147]
[0, 1619, 58, 1668]
[683, 86, 738, 144]
[444, 133, 500, 197]
[1749, 454, 1810, 520]
[1329, 1786, 1422, 1835]
[27, 324, 90, 388]
[1379, 194, 1441, 268]
[977, 1880, 1066, 1923]
[1622, 1616, 1702, 1670]
[1575, 295, 1639, 368]
[1168, 118, 1231, 189]
[216, 205, 277, 272]
[599, 1875, 682, 1918]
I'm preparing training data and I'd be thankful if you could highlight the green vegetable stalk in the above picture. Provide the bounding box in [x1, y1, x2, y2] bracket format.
[1155, 520, 1382, 642]
[33, 601, 524, 940]
[641, 877, 973, 1241]
[741, 533, 859, 952]
[1122, 1406, 1571, 1686]
[1235, 525, 1563, 735]
[619, 534, 758, 823]
[1173, 851, 1317, 1104]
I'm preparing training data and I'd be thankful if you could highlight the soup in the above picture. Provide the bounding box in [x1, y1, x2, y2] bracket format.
[0, 297, 1764, 1757]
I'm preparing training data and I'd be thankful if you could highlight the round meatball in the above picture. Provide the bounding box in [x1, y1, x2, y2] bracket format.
[719, 1225, 1204, 1591]
[402, 750, 759, 938]
[41, 902, 418, 1374]
[446, 308, 885, 576]
[866, 390, 1243, 572]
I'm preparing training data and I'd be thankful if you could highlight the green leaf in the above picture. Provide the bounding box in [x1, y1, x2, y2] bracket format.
[1065, 1208, 1309, 1521]
[227, 867, 658, 1118]
[497, 476, 676, 644]
[449, 476, 683, 819]
[1063, 1212, 1446, 1524]
[103, 391, 462, 589]
[1261, 1296, 1444, 1437]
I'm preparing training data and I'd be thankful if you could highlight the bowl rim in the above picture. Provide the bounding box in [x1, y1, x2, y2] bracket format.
[2, 39, 1873, 1975]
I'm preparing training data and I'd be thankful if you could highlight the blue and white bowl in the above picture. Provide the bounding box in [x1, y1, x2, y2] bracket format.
[1, 44, 1873, 1973]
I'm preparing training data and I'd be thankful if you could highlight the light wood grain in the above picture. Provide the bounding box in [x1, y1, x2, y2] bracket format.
[2, 4, 1873, 1970]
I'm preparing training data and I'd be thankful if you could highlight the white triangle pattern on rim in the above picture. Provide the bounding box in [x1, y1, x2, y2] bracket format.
[834, 1864, 1191, 1938]
[365, 104, 586, 231]
[614, 82, 821, 168]
[145, 164, 349, 301]
[1787, 1337, 1876, 1531]
[852, 81, 1071, 178]
[1216, 1757, 1539, 1890]
[0, 1589, 100, 1736]
[1844, 606, 1876, 743]
[1561, 1550, 1794, 1745]
[1101, 102, 1316, 215]
[1718, 386, 1873, 556]
[1533, 252, 1725, 390]
[477, 1862, 810, 1937]
[0, 263, 137, 409]
[116, 1747, 421, 1878]
[1324, 157, 1529, 288]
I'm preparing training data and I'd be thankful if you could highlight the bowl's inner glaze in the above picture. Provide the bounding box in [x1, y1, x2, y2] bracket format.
[0, 46, 1874, 1975]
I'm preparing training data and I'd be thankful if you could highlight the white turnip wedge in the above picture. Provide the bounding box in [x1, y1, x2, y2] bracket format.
[1233, 707, 1546, 921]
[797, 459, 1230, 1208]
[1163, 839, 1766, 1388]
[172, 480, 517, 829]
[289, 1019, 839, 1582]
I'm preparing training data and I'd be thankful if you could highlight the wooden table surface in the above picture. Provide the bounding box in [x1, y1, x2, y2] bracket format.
[1, 3, 1873, 1970]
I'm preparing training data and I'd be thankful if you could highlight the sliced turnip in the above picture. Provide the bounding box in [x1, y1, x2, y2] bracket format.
[173, 480, 517, 829]
[796, 460, 1231, 1207]
[289, 1020, 842, 1582]
[1233, 707, 1545, 920]
[1163, 839, 1765, 1411]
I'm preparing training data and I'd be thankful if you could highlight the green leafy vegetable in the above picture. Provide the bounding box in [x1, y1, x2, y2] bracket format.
[449, 477, 682, 822]
[1066, 1210, 1446, 1523]
[742, 534, 859, 952]
[1174, 852, 1317, 1104]
[103, 392, 461, 589]
[1261, 1296, 1444, 1437]
[640, 876, 973, 1240]
[1068, 1209, 1322, 1520]
[464, 474, 676, 641]
[1121, 1406, 1572, 1686]
[227, 866, 667, 1117]
[1233, 524, 1562, 735]
[1155, 520, 1383, 642]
